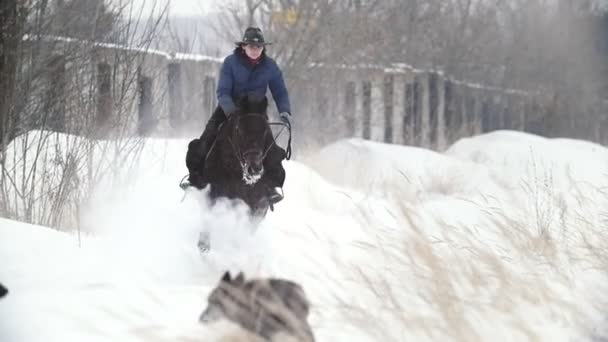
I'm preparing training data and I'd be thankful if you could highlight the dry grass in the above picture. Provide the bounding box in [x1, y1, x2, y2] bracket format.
[300, 160, 608, 342]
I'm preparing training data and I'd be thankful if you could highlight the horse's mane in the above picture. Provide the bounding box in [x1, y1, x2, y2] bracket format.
[233, 94, 269, 116]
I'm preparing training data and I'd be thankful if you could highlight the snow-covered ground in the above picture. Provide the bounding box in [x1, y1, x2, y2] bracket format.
[2, 130, 608, 341]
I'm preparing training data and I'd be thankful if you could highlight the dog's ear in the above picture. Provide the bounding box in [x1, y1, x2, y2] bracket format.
[221, 271, 232, 283]
[234, 272, 245, 286]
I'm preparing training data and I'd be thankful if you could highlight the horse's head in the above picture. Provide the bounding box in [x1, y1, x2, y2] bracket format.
[231, 95, 271, 185]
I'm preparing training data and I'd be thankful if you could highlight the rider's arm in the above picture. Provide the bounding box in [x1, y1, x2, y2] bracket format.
[216, 57, 237, 115]
[268, 62, 291, 115]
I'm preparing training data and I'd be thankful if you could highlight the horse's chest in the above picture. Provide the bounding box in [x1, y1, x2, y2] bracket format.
[210, 181, 265, 206]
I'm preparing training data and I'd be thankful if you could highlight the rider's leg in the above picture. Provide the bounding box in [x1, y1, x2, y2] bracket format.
[263, 145, 287, 205]
[267, 177, 285, 205]
[185, 139, 205, 187]
[186, 106, 227, 186]
[200, 106, 227, 151]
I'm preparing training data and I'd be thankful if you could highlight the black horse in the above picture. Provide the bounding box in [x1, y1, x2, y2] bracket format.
[193, 95, 288, 220]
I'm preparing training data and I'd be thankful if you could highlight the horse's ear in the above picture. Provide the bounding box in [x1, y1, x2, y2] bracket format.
[247, 95, 267, 113]
[221, 271, 232, 283]
[237, 94, 250, 111]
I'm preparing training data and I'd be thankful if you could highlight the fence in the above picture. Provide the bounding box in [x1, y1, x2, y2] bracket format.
[26, 36, 608, 152]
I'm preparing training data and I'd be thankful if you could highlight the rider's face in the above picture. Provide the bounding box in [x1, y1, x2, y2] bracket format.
[243, 44, 263, 59]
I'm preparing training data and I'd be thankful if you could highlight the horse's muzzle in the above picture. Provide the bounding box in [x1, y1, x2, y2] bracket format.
[242, 150, 264, 184]
[247, 162, 263, 175]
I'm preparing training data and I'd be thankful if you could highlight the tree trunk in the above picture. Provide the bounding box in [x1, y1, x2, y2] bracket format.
[0, 0, 22, 150]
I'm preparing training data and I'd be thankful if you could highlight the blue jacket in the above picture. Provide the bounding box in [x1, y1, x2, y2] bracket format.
[216, 48, 291, 115]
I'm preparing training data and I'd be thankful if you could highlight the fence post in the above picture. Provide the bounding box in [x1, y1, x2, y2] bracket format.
[203, 76, 215, 121]
[502, 94, 515, 130]
[428, 72, 440, 148]
[96, 62, 112, 133]
[419, 73, 430, 146]
[345, 81, 356, 137]
[480, 90, 496, 133]
[383, 74, 394, 143]
[413, 75, 423, 145]
[362, 80, 372, 140]
[403, 81, 414, 145]
[167, 62, 183, 133]
[524, 98, 543, 135]
[493, 94, 504, 131]
[137, 67, 154, 136]
[464, 87, 477, 136]
[315, 83, 330, 144]
[45, 54, 66, 132]
[444, 79, 455, 145]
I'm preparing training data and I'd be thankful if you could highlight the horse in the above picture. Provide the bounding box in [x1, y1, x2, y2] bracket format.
[200, 95, 289, 221]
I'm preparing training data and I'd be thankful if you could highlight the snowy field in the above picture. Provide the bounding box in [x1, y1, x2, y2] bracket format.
[2, 130, 608, 341]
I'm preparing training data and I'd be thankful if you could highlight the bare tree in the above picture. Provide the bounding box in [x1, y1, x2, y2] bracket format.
[0, 0, 28, 150]
[208, 0, 607, 143]
[50, 0, 118, 41]
[0, 0, 169, 230]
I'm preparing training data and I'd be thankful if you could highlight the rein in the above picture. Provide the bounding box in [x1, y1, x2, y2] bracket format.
[228, 113, 292, 164]
[269, 121, 292, 160]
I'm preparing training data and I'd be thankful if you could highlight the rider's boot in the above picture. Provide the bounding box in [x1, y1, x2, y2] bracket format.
[185, 139, 209, 189]
[267, 187, 284, 211]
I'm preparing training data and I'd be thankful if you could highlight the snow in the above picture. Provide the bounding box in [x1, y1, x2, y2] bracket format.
[2, 129, 608, 341]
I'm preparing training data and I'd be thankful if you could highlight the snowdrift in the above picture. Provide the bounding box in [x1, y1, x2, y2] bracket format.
[2, 130, 608, 341]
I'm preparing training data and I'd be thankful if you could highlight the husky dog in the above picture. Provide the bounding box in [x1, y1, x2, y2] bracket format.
[0, 283, 7, 298]
[199, 271, 315, 342]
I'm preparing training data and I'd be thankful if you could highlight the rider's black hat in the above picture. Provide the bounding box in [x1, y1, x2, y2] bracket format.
[235, 27, 272, 46]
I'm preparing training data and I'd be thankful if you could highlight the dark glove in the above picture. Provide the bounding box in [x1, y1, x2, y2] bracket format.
[188, 171, 206, 189]
[279, 112, 291, 129]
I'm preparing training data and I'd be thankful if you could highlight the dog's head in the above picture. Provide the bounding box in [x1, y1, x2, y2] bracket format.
[199, 271, 245, 323]
[199, 271, 314, 341]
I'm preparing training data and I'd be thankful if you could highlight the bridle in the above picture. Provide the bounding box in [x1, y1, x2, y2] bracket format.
[227, 113, 292, 166]
[178, 111, 292, 194]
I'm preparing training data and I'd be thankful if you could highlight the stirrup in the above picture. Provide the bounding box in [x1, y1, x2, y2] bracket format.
[179, 175, 191, 190]
[179, 174, 207, 190]
[269, 189, 284, 204]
